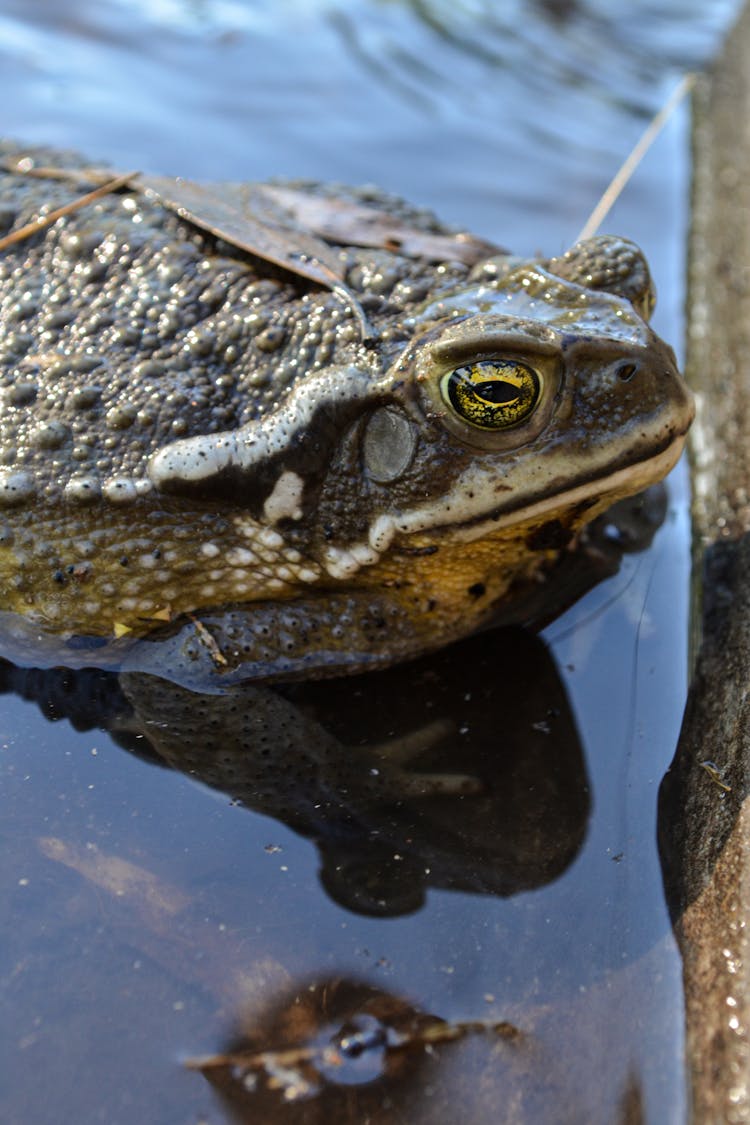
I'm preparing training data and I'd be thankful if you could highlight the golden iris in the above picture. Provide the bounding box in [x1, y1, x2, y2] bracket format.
[441, 360, 541, 431]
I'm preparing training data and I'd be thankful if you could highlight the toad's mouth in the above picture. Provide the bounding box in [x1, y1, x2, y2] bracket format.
[405, 427, 690, 547]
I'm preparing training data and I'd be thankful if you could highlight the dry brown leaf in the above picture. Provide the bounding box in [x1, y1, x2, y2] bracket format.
[139, 174, 369, 337]
[261, 184, 502, 265]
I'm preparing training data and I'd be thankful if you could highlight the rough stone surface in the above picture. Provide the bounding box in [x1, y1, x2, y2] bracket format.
[660, 537, 750, 1121]
[660, 2, 750, 1118]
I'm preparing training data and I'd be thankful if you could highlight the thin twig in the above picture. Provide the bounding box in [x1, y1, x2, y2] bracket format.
[185, 1017, 521, 1071]
[0, 159, 115, 186]
[577, 74, 695, 242]
[187, 614, 228, 667]
[0, 170, 138, 252]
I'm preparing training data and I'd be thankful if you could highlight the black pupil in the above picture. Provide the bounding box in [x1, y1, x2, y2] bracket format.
[474, 379, 518, 404]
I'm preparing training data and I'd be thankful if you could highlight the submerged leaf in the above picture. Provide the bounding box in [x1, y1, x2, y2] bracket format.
[37, 836, 191, 918]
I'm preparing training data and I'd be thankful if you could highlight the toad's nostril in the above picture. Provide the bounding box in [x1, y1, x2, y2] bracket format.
[616, 362, 638, 382]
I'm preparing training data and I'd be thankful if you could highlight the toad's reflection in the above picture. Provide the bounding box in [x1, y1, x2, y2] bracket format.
[4, 626, 589, 914]
[4, 487, 669, 915]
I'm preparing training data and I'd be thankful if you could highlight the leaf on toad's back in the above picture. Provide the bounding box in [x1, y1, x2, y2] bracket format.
[260, 184, 505, 265]
[139, 174, 370, 337]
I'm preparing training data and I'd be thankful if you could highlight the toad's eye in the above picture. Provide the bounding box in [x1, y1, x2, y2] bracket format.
[440, 360, 542, 431]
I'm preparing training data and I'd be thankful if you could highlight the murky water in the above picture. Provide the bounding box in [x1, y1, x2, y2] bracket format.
[0, 1, 739, 1122]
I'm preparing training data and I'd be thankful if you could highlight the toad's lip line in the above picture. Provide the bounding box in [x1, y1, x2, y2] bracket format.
[405, 429, 690, 546]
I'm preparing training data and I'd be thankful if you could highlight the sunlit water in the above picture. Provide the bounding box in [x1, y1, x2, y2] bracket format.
[0, 1, 739, 1122]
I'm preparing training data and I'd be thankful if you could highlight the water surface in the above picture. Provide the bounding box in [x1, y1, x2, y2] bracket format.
[0, 1, 739, 1121]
